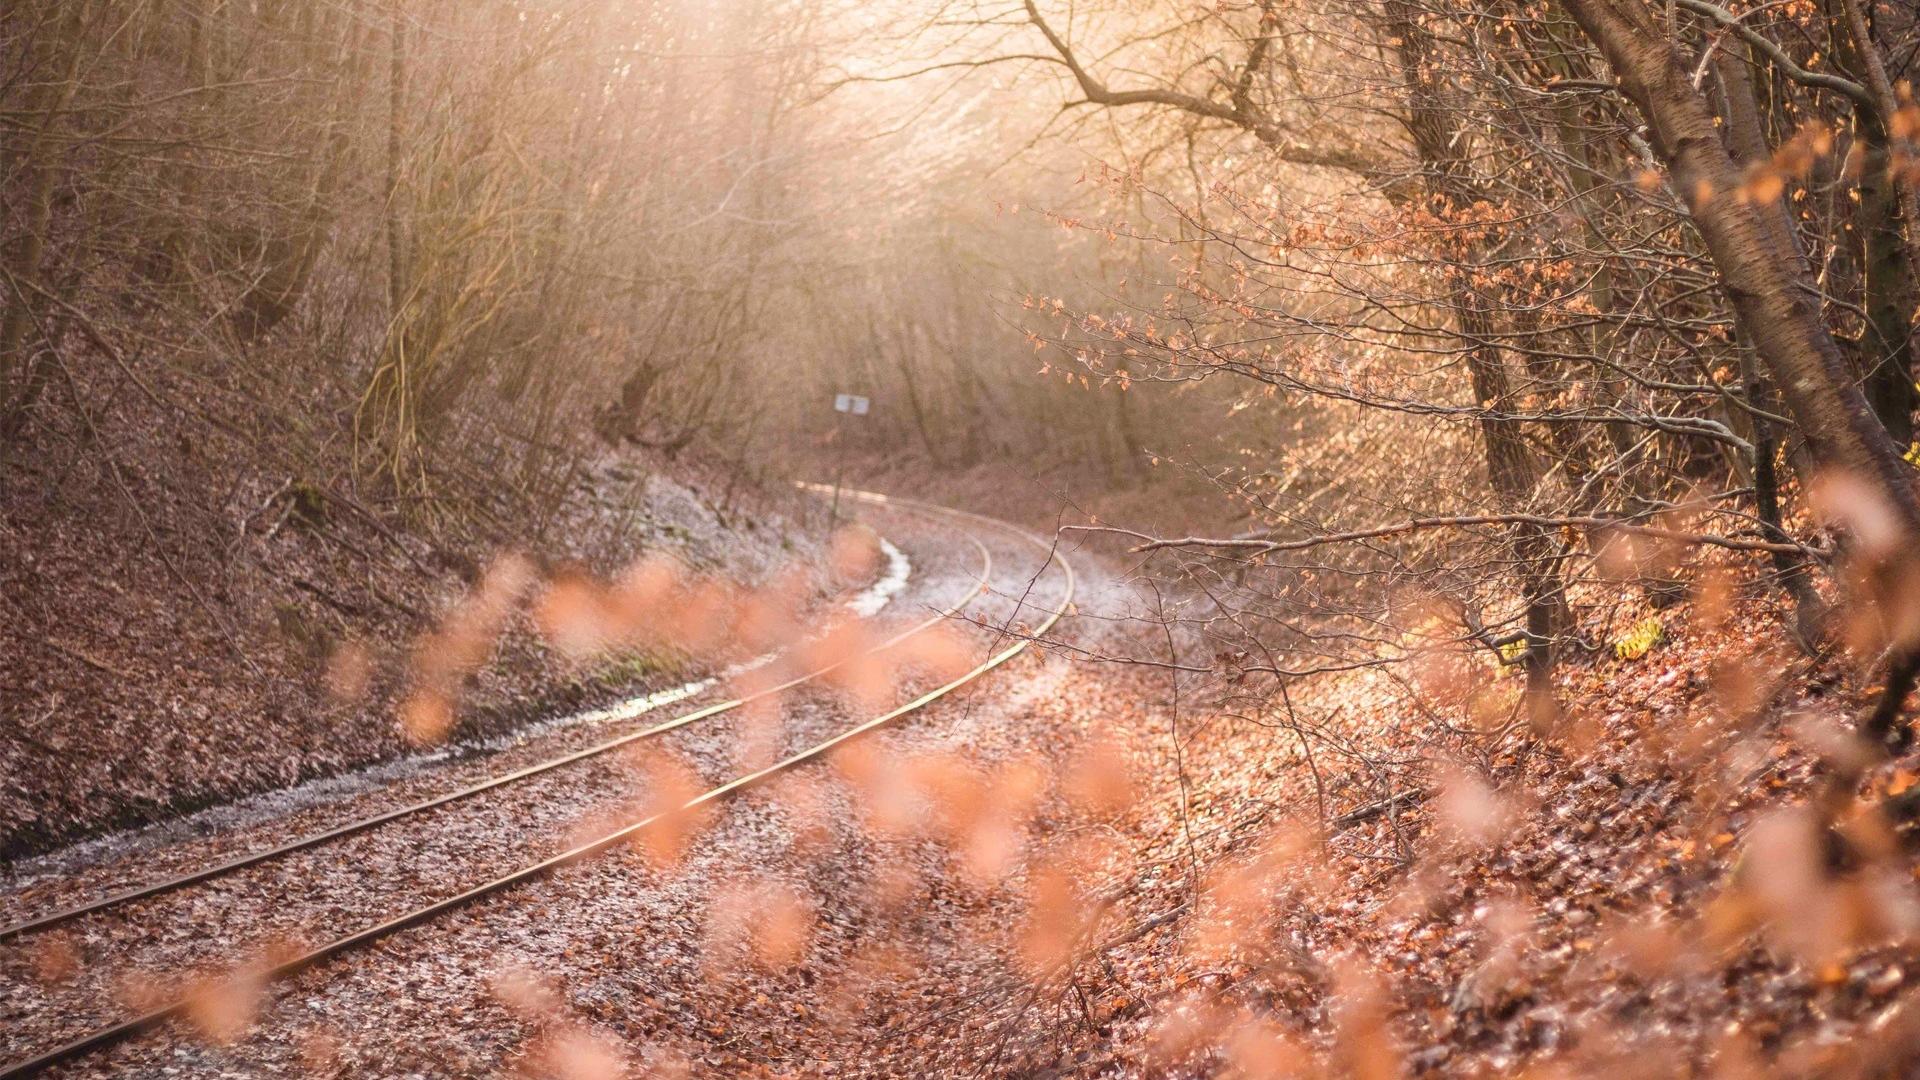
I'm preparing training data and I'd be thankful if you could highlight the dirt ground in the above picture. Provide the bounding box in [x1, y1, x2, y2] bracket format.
[0, 443, 831, 858]
[7, 489, 1920, 1078]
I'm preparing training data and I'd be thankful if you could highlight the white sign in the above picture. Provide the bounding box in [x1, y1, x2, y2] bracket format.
[834, 393, 870, 416]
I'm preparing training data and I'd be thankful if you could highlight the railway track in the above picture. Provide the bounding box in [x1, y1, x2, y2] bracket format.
[1, 502, 990, 945]
[0, 490, 1074, 1077]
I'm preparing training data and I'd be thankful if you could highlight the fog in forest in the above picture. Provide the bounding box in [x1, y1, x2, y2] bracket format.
[6, 1, 1920, 1076]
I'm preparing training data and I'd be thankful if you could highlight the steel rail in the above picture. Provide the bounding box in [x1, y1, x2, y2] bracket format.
[0, 490, 1072, 1078]
[0, 502, 989, 944]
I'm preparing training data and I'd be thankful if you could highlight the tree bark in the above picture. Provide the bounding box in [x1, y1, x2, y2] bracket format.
[1389, 1, 1568, 707]
[386, 0, 409, 319]
[1826, 0, 1918, 446]
[1560, 0, 1920, 744]
[1561, 0, 1918, 526]
[1, 3, 90, 448]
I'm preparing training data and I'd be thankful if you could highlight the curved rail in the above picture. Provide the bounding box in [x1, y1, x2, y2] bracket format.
[0, 505, 990, 943]
[0, 490, 1073, 1078]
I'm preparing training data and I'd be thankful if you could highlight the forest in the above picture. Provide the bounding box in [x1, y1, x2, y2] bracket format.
[4, 0, 1920, 1075]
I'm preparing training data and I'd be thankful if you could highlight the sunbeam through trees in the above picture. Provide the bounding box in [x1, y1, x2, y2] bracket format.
[5, 0, 1920, 1075]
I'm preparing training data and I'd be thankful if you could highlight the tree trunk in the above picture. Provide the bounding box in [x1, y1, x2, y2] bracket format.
[1561, 0, 1920, 742]
[1826, 0, 1918, 446]
[1856, 136, 1919, 447]
[1562, 0, 1916, 524]
[386, 0, 409, 319]
[1388, 1, 1568, 708]
[893, 321, 943, 467]
[1742, 344, 1825, 645]
[0, 4, 90, 450]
